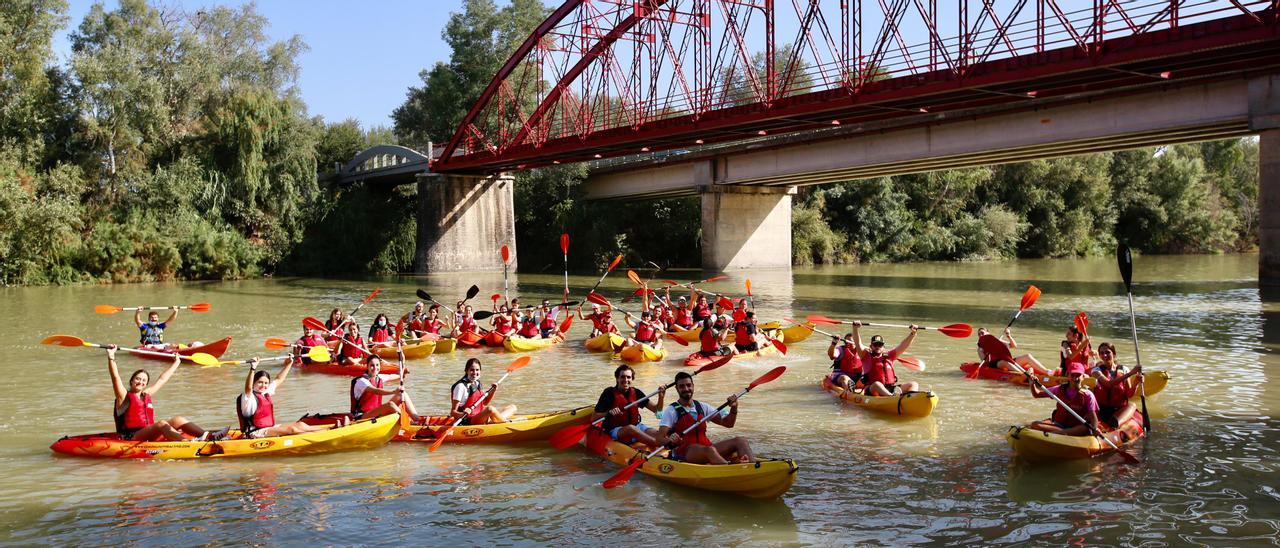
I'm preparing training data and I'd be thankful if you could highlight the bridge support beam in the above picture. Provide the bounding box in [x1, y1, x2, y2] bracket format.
[1254, 75, 1280, 287]
[700, 185, 795, 271]
[414, 173, 516, 273]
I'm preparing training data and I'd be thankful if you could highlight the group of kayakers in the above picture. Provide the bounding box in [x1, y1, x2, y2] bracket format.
[825, 322, 921, 397]
[576, 284, 776, 357]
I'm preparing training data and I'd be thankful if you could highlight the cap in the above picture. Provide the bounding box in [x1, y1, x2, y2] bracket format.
[678, 296, 687, 301]
[1066, 361, 1087, 376]
[870, 335, 885, 345]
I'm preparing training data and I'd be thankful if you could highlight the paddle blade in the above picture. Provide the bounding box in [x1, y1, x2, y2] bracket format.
[307, 346, 332, 363]
[806, 314, 841, 325]
[587, 292, 610, 307]
[978, 334, 1014, 363]
[416, 289, 432, 301]
[303, 317, 328, 332]
[560, 233, 569, 254]
[1020, 285, 1042, 312]
[896, 355, 925, 371]
[501, 245, 510, 264]
[1074, 312, 1089, 337]
[188, 302, 212, 312]
[1115, 448, 1140, 465]
[606, 254, 623, 272]
[490, 294, 501, 302]
[663, 280, 679, 286]
[769, 338, 788, 355]
[664, 333, 690, 346]
[695, 354, 733, 373]
[465, 285, 480, 300]
[548, 423, 591, 449]
[94, 304, 122, 314]
[716, 297, 733, 310]
[188, 353, 218, 367]
[705, 275, 727, 283]
[936, 324, 974, 338]
[603, 457, 646, 489]
[506, 355, 533, 373]
[264, 338, 290, 349]
[748, 366, 787, 389]
[559, 315, 574, 333]
[363, 288, 381, 305]
[428, 426, 453, 453]
[473, 310, 495, 320]
[41, 335, 87, 347]
[745, 278, 752, 296]
[1117, 244, 1134, 291]
[627, 270, 643, 286]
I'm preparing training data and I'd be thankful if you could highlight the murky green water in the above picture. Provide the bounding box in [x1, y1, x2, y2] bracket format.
[1, 254, 1276, 545]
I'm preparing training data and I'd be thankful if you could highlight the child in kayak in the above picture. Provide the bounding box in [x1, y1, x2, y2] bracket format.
[1091, 342, 1142, 427]
[1028, 361, 1100, 436]
[107, 345, 217, 441]
[367, 314, 395, 346]
[238, 354, 336, 438]
[622, 310, 664, 350]
[323, 308, 347, 341]
[350, 355, 422, 422]
[135, 308, 178, 350]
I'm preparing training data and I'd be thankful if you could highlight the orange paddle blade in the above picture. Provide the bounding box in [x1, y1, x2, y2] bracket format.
[806, 314, 841, 325]
[664, 333, 690, 346]
[559, 315, 574, 333]
[506, 355, 533, 373]
[428, 426, 453, 453]
[1020, 285, 1041, 312]
[978, 334, 1014, 363]
[606, 254, 623, 272]
[303, 317, 328, 332]
[560, 234, 569, 254]
[94, 304, 122, 314]
[501, 245, 510, 263]
[549, 422, 592, 449]
[745, 278, 752, 296]
[936, 324, 973, 338]
[627, 270, 643, 286]
[750, 366, 787, 389]
[706, 275, 728, 283]
[264, 338, 290, 349]
[42, 334, 87, 347]
[363, 288, 381, 305]
[188, 302, 212, 312]
[715, 297, 733, 309]
[663, 280, 679, 286]
[586, 292, 610, 307]
[769, 338, 788, 355]
[896, 355, 925, 371]
[694, 354, 733, 373]
[1074, 312, 1089, 337]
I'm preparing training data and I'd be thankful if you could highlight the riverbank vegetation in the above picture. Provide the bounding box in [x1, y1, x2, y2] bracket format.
[0, 0, 1261, 285]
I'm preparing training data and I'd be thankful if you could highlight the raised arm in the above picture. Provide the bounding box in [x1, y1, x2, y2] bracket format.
[107, 346, 127, 405]
[145, 355, 182, 395]
[893, 325, 919, 356]
[134, 309, 143, 328]
[826, 337, 840, 360]
[852, 322, 865, 353]
[274, 353, 297, 387]
[244, 358, 260, 396]
[163, 307, 177, 326]
[622, 312, 638, 329]
[1002, 327, 1017, 349]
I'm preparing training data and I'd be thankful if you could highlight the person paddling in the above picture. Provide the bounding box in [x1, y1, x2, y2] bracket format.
[350, 355, 422, 422]
[237, 354, 334, 438]
[1028, 361, 1100, 435]
[492, 304, 516, 336]
[852, 322, 920, 397]
[1091, 343, 1142, 427]
[733, 311, 761, 352]
[592, 365, 667, 448]
[450, 358, 516, 425]
[976, 327, 1049, 375]
[107, 345, 216, 441]
[655, 371, 754, 464]
[323, 308, 346, 342]
[135, 308, 178, 349]
[826, 333, 862, 391]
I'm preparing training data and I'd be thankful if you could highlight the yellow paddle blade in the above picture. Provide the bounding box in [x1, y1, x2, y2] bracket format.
[307, 346, 332, 363]
[41, 335, 88, 347]
[187, 353, 219, 367]
[94, 304, 122, 314]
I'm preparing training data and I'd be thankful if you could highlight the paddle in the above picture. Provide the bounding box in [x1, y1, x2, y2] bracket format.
[214, 345, 332, 367]
[40, 335, 218, 367]
[663, 275, 728, 289]
[548, 355, 732, 451]
[1074, 311, 1089, 338]
[1118, 244, 1151, 431]
[428, 356, 533, 453]
[806, 315, 972, 339]
[560, 234, 570, 301]
[585, 254, 624, 297]
[349, 287, 381, 320]
[603, 366, 788, 489]
[691, 288, 736, 311]
[1006, 285, 1042, 329]
[784, 319, 923, 371]
[500, 245, 511, 304]
[745, 279, 754, 311]
[94, 303, 211, 314]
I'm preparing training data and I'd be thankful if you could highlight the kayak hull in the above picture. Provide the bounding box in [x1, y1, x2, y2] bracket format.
[585, 333, 626, 353]
[397, 406, 592, 444]
[619, 343, 668, 364]
[483, 331, 506, 347]
[432, 338, 457, 353]
[1006, 412, 1146, 462]
[134, 337, 233, 361]
[457, 332, 484, 348]
[50, 414, 400, 459]
[958, 362, 1168, 398]
[683, 343, 778, 367]
[503, 335, 563, 353]
[820, 377, 938, 418]
[372, 340, 435, 360]
[300, 361, 401, 377]
[598, 438, 798, 499]
[779, 323, 815, 344]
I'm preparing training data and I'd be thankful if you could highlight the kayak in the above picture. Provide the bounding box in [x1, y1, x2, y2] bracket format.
[133, 337, 233, 361]
[594, 437, 798, 499]
[618, 343, 668, 364]
[50, 413, 402, 459]
[1006, 411, 1146, 462]
[670, 324, 789, 345]
[683, 343, 779, 367]
[779, 322, 816, 344]
[433, 338, 457, 353]
[503, 335, 564, 353]
[396, 406, 593, 444]
[957, 363, 1169, 398]
[457, 332, 484, 348]
[371, 340, 436, 360]
[300, 360, 401, 377]
[483, 331, 506, 347]
[819, 376, 938, 418]
[585, 333, 626, 353]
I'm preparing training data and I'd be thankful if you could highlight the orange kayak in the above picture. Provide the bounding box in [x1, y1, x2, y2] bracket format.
[133, 337, 233, 361]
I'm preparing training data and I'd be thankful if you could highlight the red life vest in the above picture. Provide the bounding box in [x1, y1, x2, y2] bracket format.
[299, 334, 326, 348]
[732, 308, 746, 322]
[734, 322, 751, 343]
[115, 392, 155, 434]
[539, 314, 556, 331]
[494, 315, 511, 333]
[341, 336, 366, 362]
[1050, 385, 1095, 426]
[1093, 368, 1132, 408]
[408, 316, 425, 334]
[452, 378, 486, 417]
[518, 321, 539, 338]
[350, 375, 384, 415]
[602, 387, 642, 430]
[601, 322, 620, 334]
[237, 392, 275, 431]
[673, 308, 692, 328]
[832, 347, 860, 375]
[635, 321, 657, 343]
[863, 353, 898, 386]
[460, 317, 478, 333]
[589, 313, 605, 331]
[699, 328, 719, 353]
[422, 318, 444, 335]
[671, 402, 714, 455]
[370, 327, 394, 343]
[692, 304, 711, 321]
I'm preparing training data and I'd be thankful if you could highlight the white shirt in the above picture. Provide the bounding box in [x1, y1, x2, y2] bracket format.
[452, 380, 481, 404]
[658, 400, 719, 430]
[353, 374, 397, 400]
[238, 381, 277, 417]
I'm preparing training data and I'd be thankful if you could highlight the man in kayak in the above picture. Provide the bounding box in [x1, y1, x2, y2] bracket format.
[733, 311, 760, 353]
[106, 345, 218, 441]
[578, 302, 613, 337]
[450, 358, 516, 424]
[656, 371, 754, 464]
[1091, 343, 1142, 427]
[593, 365, 667, 448]
[135, 308, 178, 349]
[622, 310, 664, 350]
[975, 327, 1050, 375]
[350, 355, 422, 422]
[695, 317, 731, 358]
[1028, 361, 1100, 436]
[238, 355, 335, 438]
[294, 327, 328, 364]
[852, 322, 920, 397]
[827, 334, 862, 391]
[404, 302, 428, 338]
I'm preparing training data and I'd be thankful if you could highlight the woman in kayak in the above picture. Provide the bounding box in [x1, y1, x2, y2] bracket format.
[622, 310, 664, 350]
[450, 358, 516, 425]
[827, 333, 862, 391]
[733, 312, 760, 353]
[491, 304, 514, 336]
[403, 302, 427, 338]
[975, 327, 1049, 375]
[336, 322, 368, 366]
[135, 308, 178, 349]
[1028, 361, 1100, 436]
[350, 355, 422, 422]
[455, 305, 479, 338]
[695, 317, 731, 358]
[323, 308, 347, 341]
[1091, 343, 1142, 427]
[107, 345, 217, 441]
[415, 304, 450, 338]
[853, 322, 919, 397]
[238, 355, 335, 437]
[367, 314, 395, 346]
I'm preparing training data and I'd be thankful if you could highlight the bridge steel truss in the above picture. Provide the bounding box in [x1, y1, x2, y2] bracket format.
[432, 0, 1278, 174]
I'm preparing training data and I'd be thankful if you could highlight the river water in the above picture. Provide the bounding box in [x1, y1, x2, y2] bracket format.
[1, 254, 1276, 545]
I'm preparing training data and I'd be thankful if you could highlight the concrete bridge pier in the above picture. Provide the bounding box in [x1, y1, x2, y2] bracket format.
[1254, 75, 1279, 287]
[700, 185, 796, 271]
[414, 173, 516, 273]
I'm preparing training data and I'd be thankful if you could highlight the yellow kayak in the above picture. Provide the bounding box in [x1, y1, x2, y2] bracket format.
[432, 337, 457, 353]
[585, 333, 625, 353]
[503, 335, 564, 353]
[958, 363, 1169, 399]
[820, 377, 938, 418]
[372, 340, 436, 360]
[398, 406, 592, 444]
[1006, 411, 1146, 462]
[780, 322, 816, 343]
[670, 322, 791, 344]
[599, 439, 798, 499]
[50, 413, 402, 459]
[618, 343, 668, 364]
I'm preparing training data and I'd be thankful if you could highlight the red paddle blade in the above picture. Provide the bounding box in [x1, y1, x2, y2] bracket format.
[603, 457, 647, 489]
[665, 333, 690, 346]
[936, 323, 973, 338]
[93, 304, 122, 314]
[806, 314, 841, 325]
[41, 335, 87, 347]
[559, 315, 574, 333]
[748, 366, 787, 389]
[745, 278, 752, 296]
[560, 234, 569, 254]
[715, 297, 733, 309]
[395, 319, 405, 341]
[548, 423, 592, 449]
[978, 334, 1014, 363]
[264, 337, 290, 349]
[1074, 312, 1089, 336]
[695, 354, 733, 373]
[490, 294, 501, 302]
[188, 302, 212, 312]
[896, 355, 925, 371]
[606, 254, 623, 272]
[706, 275, 728, 283]
[627, 270, 643, 286]
[663, 280, 679, 286]
[303, 317, 328, 332]
[769, 339, 787, 355]
[507, 355, 532, 372]
[587, 292, 610, 307]
[362, 288, 381, 305]
[1020, 285, 1041, 311]
[501, 245, 510, 264]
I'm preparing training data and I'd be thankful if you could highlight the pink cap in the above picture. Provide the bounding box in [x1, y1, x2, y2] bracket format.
[1066, 362, 1087, 376]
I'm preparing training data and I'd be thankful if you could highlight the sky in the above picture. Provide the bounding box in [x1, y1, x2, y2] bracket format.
[54, 0, 476, 129]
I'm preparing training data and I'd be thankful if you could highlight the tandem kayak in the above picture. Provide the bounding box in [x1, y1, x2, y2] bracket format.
[683, 343, 779, 367]
[779, 322, 816, 344]
[50, 413, 402, 459]
[819, 376, 938, 418]
[396, 406, 593, 444]
[585, 333, 626, 353]
[1006, 411, 1146, 463]
[595, 437, 798, 499]
[503, 335, 564, 353]
[370, 340, 436, 360]
[133, 337, 233, 361]
[618, 343, 668, 364]
[958, 363, 1168, 398]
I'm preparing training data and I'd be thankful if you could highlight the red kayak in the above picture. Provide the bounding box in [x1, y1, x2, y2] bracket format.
[457, 332, 484, 348]
[482, 331, 506, 347]
[299, 361, 401, 377]
[133, 337, 232, 361]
